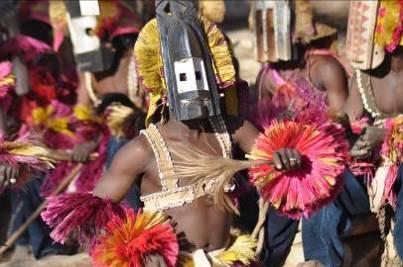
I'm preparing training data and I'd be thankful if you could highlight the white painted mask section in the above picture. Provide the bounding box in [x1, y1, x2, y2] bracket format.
[68, 15, 100, 55]
[79, 0, 100, 16]
[174, 57, 209, 94]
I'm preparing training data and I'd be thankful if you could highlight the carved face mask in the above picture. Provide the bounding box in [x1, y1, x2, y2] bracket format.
[346, 0, 385, 70]
[155, 0, 221, 121]
[255, 0, 293, 63]
[65, 0, 114, 73]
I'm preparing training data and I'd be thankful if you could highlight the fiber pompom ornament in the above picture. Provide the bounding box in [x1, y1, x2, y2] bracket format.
[377, 115, 403, 207]
[0, 61, 14, 99]
[41, 192, 126, 245]
[0, 61, 15, 112]
[91, 209, 179, 267]
[0, 35, 52, 63]
[0, 132, 54, 192]
[0, 131, 54, 187]
[248, 120, 349, 219]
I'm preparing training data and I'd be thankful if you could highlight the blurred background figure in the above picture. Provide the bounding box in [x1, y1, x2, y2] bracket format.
[0, 1, 78, 266]
[249, 1, 349, 266]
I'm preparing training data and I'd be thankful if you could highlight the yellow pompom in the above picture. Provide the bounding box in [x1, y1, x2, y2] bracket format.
[0, 74, 15, 91]
[32, 106, 74, 136]
[200, 16, 236, 88]
[105, 104, 135, 138]
[214, 235, 257, 265]
[49, 1, 67, 35]
[73, 104, 99, 123]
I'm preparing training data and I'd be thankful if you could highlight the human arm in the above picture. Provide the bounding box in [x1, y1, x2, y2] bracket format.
[76, 71, 92, 107]
[311, 56, 348, 113]
[341, 72, 382, 159]
[144, 255, 168, 267]
[230, 118, 302, 170]
[85, 137, 168, 267]
[350, 126, 386, 159]
[71, 71, 100, 162]
[92, 135, 150, 202]
[255, 67, 275, 100]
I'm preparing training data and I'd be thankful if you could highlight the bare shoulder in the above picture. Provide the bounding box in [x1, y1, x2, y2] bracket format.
[224, 115, 245, 135]
[225, 115, 259, 153]
[311, 55, 345, 79]
[309, 55, 348, 96]
[225, 115, 257, 135]
[110, 134, 152, 171]
[121, 134, 151, 154]
[93, 134, 153, 201]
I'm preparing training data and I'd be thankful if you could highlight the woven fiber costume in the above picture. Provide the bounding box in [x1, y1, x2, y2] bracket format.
[346, 0, 403, 212]
[0, 61, 54, 190]
[250, 2, 353, 266]
[298, 1, 403, 265]
[0, 0, 79, 151]
[42, 1, 258, 266]
[346, 6, 403, 260]
[134, 1, 257, 265]
[42, 3, 350, 267]
[253, 0, 350, 115]
[41, 0, 147, 198]
[254, 0, 336, 63]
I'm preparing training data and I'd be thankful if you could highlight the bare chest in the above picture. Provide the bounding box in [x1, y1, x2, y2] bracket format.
[138, 125, 233, 249]
[90, 55, 133, 98]
[92, 74, 128, 97]
[371, 76, 403, 115]
[141, 132, 225, 194]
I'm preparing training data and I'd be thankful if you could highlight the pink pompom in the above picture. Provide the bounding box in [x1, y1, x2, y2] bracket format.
[0, 35, 52, 63]
[249, 120, 349, 219]
[41, 192, 126, 245]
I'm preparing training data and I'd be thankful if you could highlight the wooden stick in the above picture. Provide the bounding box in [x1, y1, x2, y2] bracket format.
[256, 226, 266, 256]
[252, 198, 270, 257]
[252, 198, 269, 239]
[0, 164, 83, 256]
[48, 149, 98, 162]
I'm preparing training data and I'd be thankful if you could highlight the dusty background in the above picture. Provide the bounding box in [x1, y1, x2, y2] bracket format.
[223, 0, 350, 84]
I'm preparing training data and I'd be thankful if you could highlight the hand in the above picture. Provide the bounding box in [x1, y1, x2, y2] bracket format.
[0, 164, 19, 188]
[273, 148, 302, 171]
[72, 141, 98, 163]
[277, 109, 294, 121]
[350, 127, 385, 159]
[144, 254, 167, 267]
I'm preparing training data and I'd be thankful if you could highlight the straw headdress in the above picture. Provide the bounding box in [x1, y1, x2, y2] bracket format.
[293, 0, 337, 44]
[198, 0, 226, 24]
[134, 16, 236, 126]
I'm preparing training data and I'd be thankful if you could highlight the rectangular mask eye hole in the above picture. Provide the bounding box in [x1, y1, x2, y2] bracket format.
[180, 73, 187, 81]
[174, 57, 209, 93]
[195, 71, 201, 80]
